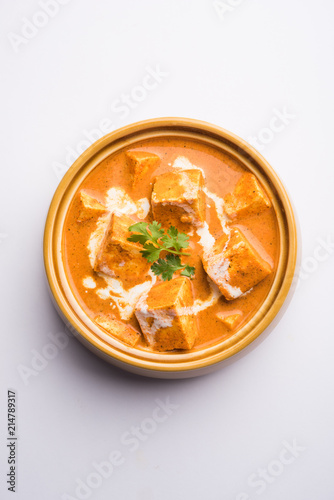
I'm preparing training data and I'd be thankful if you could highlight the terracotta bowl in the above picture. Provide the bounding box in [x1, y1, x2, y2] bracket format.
[44, 118, 298, 378]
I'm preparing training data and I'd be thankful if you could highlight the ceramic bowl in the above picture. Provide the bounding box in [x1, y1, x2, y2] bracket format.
[44, 118, 298, 378]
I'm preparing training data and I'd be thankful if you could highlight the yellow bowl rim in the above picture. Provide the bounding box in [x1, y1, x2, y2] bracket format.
[43, 117, 298, 375]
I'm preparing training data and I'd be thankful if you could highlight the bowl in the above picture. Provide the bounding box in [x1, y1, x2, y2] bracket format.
[43, 117, 297, 378]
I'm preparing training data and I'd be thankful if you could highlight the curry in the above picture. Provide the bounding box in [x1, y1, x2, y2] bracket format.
[63, 137, 279, 352]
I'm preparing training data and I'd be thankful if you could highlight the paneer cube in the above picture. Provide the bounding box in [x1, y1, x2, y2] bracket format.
[152, 170, 205, 231]
[135, 277, 198, 351]
[95, 315, 141, 347]
[224, 173, 271, 219]
[202, 227, 272, 300]
[94, 213, 150, 284]
[77, 191, 107, 222]
[216, 311, 242, 329]
[126, 151, 160, 187]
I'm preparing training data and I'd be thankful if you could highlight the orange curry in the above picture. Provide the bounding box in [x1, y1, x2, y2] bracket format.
[63, 137, 279, 352]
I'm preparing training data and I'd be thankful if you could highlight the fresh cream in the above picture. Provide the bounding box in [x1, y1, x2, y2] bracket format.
[95, 272, 157, 321]
[82, 276, 97, 289]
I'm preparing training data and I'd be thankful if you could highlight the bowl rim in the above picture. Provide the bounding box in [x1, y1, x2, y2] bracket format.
[43, 117, 297, 375]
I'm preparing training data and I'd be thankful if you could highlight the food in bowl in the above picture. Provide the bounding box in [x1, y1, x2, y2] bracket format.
[63, 136, 279, 353]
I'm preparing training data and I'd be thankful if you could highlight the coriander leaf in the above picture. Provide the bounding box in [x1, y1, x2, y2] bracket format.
[128, 222, 150, 245]
[141, 243, 162, 263]
[128, 220, 194, 279]
[147, 221, 164, 243]
[151, 254, 184, 281]
[128, 233, 149, 245]
[160, 234, 175, 249]
[180, 264, 195, 278]
[174, 232, 189, 251]
[166, 226, 189, 251]
[166, 226, 178, 238]
[165, 253, 183, 266]
[129, 221, 149, 234]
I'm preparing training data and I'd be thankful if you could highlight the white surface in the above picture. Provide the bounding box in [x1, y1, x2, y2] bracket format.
[1, 1, 334, 499]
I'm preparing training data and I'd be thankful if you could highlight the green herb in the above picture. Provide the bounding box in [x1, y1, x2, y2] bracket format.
[151, 254, 195, 281]
[128, 221, 195, 281]
[180, 264, 196, 278]
[128, 221, 190, 261]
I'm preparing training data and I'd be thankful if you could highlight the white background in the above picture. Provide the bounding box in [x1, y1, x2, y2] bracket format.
[1, 1, 334, 499]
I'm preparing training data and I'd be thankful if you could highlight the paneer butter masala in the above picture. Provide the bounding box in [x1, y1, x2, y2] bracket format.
[63, 138, 279, 352]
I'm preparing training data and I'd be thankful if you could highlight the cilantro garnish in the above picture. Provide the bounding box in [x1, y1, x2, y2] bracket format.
[128, 222, 195, 281]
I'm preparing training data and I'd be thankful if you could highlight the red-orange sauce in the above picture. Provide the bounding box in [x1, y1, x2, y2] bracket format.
[63, 137, 279, 351]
